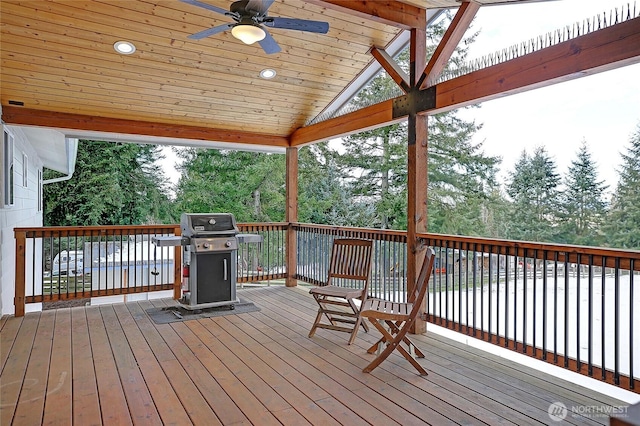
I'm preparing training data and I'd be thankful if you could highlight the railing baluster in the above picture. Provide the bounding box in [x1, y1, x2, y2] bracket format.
[564, 252, 570, 368]
[615, 257, 620, 385]
[533, 249, 538, 357]
[504, 247, 510, 347]
[494, 245, 499, 343]
[601, 255, 606, 380]
[445, 240, 450, 327]
[631, 259, 635, 390]
[554, 251, 559, 364]
[514, 252, 518, 351]
[457, 241, 462, 332]
[464, 243, 469, 331]
[542, 250, 548, 360]
[576, 253, 582, 371]
[588, 254, 594, 377]
[472, 243, 477, 337]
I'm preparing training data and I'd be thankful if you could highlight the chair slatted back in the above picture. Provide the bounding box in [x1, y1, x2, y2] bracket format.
[409, 248, 435, 317]
[326, 239, 373, 285]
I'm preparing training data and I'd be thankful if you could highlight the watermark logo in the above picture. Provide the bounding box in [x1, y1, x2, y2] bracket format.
[548, 402, 629, 421]
[548, 402, 568, 422]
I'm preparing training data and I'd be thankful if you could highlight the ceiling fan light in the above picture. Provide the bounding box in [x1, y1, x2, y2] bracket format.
[231, 25, 266, 45]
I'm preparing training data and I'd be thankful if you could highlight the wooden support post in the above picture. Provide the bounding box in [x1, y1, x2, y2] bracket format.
[173, 226, 182, 300]
[14, 230, 26, 317]
[285, 147, 299, 287]
[407, 27, 428, 334]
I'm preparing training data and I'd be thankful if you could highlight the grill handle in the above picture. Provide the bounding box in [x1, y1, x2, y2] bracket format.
[223, 258, 228, 281]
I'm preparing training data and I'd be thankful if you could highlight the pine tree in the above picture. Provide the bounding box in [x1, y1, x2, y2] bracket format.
[173, 148, 285, 222]
[558, 141, 608, 246]
[338, 14, 500, 233]
[505, 147, 561, 242]
[606, 124, 640, 249]
[44, 141, 175, 226]
[298, 144, 374, 226]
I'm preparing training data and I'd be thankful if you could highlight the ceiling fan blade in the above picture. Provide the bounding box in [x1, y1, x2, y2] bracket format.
[258, 30, 281, 54]
[188, 23, 235, 40]
[266, 17, 329, 34]
[245, 0, 275, 15]
[180, 0, 230, 17]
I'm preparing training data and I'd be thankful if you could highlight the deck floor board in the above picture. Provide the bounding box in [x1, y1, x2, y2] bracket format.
[0, 285, 631, 425]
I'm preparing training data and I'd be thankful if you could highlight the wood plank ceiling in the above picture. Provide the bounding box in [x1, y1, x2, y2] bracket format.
[0, 0, 549, 149]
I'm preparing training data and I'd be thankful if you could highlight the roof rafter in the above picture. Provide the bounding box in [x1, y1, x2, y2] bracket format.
[418, 0, 480, 89]
[370, 47, 411, 93]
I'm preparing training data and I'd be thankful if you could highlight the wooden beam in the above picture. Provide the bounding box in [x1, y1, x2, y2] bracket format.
[370, 47, 410, 93]
[1, 107, 289, 147]
[292, 17, 640, 145]
[418, 1, 480, 89]
[406, 27, 428, 335]
[285, 147, 299, 287]
[289, 99, 399, 146]
[312, 0, 426, 29]
[433, 16, 640, 113]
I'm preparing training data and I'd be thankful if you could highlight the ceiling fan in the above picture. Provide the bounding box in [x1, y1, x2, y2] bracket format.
[180, 0, 330, 54]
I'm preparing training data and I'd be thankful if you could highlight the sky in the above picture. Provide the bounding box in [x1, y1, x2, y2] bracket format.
[456, 0, 640, 194]
[160, 0, 640, 194]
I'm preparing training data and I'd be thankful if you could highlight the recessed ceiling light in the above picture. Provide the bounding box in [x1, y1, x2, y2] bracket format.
[260, 69, 276, 79]
[113, 41, 136, 55]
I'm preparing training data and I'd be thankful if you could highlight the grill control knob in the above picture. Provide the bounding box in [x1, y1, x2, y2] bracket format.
[225, 240, 232, 247]
[203, 242, 210, 249]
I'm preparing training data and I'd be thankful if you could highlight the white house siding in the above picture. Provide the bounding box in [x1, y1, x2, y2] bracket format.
[1, 125, 44, 316]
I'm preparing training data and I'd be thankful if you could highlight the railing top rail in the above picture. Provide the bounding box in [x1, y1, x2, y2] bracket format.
[15, 224, 180, 233]
[238, 222, 289, 229]
[14, 222, 289, 237]
[292, 222, 407, 240]
[419, 232, 640, 260]
[15, 224, 181, 238]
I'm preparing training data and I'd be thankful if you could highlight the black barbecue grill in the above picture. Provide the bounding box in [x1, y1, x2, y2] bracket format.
[153, 213, 261, 310]
[181, 213, 239, 309]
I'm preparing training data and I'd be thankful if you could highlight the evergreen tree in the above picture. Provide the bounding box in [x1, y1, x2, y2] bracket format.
[338, 14, 500, 233]
[606, 124, 640, 249]
[427, 113, 500, 235]
[558, 141, 608, 245]
[505, 147, 561, 242]
[44, 141, 175, 226]
[298, 144, 375, 226]
[174, 148, 285, 222]
[339, 95, 408, 229]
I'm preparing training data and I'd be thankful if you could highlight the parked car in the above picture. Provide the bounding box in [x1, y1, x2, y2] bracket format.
[52, 250, 84, 276]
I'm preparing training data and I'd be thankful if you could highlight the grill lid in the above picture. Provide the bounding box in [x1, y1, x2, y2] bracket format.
[181, 213, 239, 237]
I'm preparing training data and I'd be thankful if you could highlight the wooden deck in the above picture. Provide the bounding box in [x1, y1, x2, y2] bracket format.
[0, 285, 628, 425]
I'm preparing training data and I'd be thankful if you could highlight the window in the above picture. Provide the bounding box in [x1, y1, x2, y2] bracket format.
[3, 129, 14, 207]
[23, 153, 28, 187]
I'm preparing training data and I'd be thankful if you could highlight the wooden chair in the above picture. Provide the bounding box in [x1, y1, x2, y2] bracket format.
[308, 238, 374, 345]
[360, 247, 435, 375]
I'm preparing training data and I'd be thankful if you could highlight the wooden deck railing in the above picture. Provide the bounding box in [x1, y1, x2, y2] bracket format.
[14, 225, 182, 317]
[13, 223, 287, 317]
[417, 233, 640, 394]
[14, 222, 639, 393]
